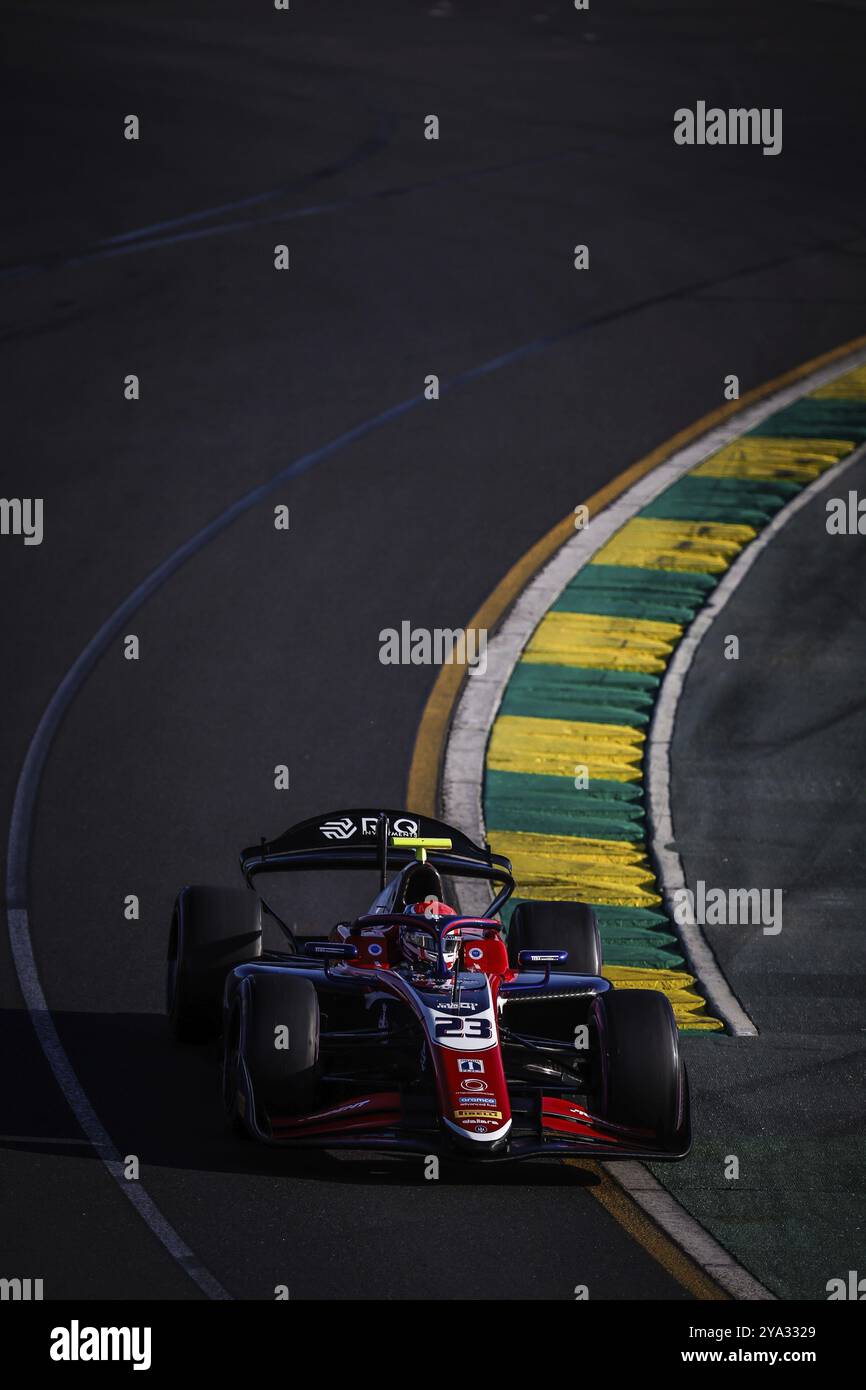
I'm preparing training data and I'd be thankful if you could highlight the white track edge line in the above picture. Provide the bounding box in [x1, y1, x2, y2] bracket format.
[443, 340, 866, 930]
[442, 342, 866, 1301]
[601, 1161, 776, 1300]
[6, 908, 232, 1300]
[609, 436, 865, 1303]
[646, 434, 866, 1035]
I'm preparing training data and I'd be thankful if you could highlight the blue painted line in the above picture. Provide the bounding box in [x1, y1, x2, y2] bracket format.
[13, 226, 866, 907]
[0, 146, 586, 281]
[7, 222, 866, 1299]
[3, 300, 585, 1302]
[96, 122, 396, 246]
[5, 395, 422, 902]
[2, 277, 664, 902]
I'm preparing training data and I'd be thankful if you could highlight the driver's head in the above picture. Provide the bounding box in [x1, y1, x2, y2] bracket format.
[400, 860, 444, 907]
[401, 898, 459, 974]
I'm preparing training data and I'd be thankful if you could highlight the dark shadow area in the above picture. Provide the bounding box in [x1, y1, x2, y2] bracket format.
[0, 1006, 599, 1188]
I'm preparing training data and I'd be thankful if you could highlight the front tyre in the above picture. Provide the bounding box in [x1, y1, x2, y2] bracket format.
[591, 989, 685, 1146]
[167, 885, 262, 1043]
[231, 972, 320, 1126]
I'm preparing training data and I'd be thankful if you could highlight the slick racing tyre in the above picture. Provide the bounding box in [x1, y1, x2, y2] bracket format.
[507, 899, 603, 975]
[234, 972, 320, 1118]
[591, 989, 684, 1145]
[167, 885, 262, 1043]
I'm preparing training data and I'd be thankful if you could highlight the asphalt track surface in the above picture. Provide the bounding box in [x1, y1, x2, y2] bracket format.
[662, 446, 866, 1301]
[2, 0, 866, 1300]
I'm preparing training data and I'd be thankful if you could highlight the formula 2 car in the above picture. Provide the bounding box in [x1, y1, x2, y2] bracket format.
[166, 808, 690, 1162]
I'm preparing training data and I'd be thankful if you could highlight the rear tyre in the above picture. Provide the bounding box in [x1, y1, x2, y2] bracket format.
[507, 900, 603, 974]
[241, 972, 320, 1116]
[591, 989, 683, 1144]
[167, 886, 262, 1043]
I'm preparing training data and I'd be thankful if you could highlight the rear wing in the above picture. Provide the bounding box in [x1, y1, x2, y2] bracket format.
[240, 808, 514, 917]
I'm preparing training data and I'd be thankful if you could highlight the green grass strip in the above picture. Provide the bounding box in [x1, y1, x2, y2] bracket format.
[498, 661, 659, 726]
[485, 768, 646, 840]
[640, 473, 799, 527]
[748, 398, 866, 440]
[553, 564, 716, 624]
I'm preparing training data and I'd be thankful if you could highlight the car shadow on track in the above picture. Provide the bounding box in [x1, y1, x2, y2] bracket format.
[0, 1007, 600, 1189]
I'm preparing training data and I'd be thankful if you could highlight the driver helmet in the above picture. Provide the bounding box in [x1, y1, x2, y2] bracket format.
[401, 897, 459, 974]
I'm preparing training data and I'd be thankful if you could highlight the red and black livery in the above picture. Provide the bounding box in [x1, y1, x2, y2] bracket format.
[166, 809, 691, 1163]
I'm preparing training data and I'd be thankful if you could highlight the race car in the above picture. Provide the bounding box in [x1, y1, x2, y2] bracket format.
[166, 808, 690, 1162]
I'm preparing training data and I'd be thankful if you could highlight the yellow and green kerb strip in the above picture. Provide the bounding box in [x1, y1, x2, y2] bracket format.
[484, 363, 866, 1032]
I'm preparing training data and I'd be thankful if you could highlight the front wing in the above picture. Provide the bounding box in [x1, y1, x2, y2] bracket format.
[255, 1082, 691, 1162]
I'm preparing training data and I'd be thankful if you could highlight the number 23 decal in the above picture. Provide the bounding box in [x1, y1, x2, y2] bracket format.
[435, 1017, 493, 1040]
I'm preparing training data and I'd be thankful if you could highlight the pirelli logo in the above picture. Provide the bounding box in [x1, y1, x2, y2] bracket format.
[454, 1109, 502, 1121]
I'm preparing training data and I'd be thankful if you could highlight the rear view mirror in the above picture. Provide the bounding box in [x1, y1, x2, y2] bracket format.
[517, 949, 567, 968]
[304, 941, 358, 960]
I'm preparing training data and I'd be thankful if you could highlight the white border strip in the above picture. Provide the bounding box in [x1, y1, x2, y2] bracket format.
[6, 907, 232, 1300]
[441, 343, 866, 1302]
[443, 341, 866, 945]
[604, 1162, 776, 1300]
[647, 435, 866, 1036]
